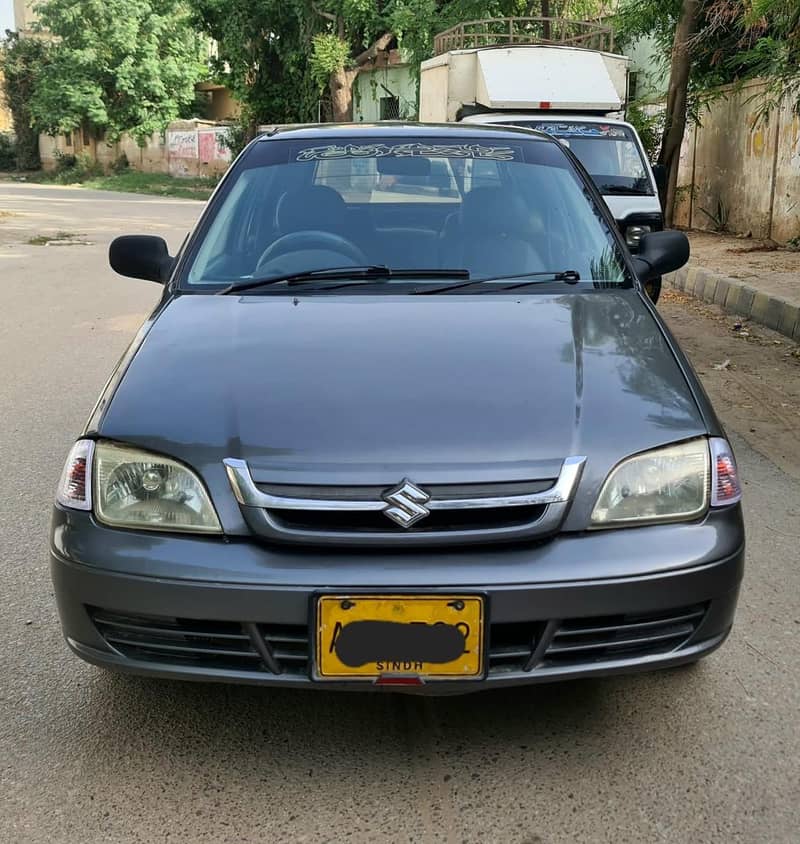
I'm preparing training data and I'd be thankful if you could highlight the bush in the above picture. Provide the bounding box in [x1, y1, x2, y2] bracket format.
[626, 103, 666, 164]
[111, 152, 130, 173]
[51, 149, 104, 183]
[0, 133, 17, 170]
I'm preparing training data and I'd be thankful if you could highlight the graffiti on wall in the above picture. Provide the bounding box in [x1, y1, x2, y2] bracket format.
[198, 128, 232, 163]
[168, 131, 199, 160]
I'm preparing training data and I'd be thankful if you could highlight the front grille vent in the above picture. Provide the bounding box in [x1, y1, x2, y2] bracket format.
[90, 610, 261, 672]
[541, 604, 706, 668]
[89, 604, 706, 678]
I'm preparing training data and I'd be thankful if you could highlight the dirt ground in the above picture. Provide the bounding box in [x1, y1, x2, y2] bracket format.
[660, 287, 800, 480]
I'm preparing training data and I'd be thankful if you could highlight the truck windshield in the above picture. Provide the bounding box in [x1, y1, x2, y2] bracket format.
[508, 122, 653, 196]
[182, 135, 630, 291]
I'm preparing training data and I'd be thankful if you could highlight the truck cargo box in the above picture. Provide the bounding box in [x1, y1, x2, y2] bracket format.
[420, 45, 629, 123]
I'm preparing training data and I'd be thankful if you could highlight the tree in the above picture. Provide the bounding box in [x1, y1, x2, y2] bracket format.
[28, 0, 205, 145]
[192, 0, 320, 134]
[619, 0, 800, 223]
[0, 31, 47, 169]
[657, 0, 698, 227]
[193, 1, 612, 131]
[308, 1, 543, 122]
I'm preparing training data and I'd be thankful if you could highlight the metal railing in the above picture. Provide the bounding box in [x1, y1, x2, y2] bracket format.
[433, 17, 615, 55]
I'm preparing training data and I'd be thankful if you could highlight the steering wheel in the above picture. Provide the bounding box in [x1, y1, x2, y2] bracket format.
[256, 230, 367, 272]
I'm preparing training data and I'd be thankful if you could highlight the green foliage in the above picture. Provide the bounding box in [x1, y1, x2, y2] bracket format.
[310, 34, 351, 92]
[52, 149, 104, 182]
[111, 153, 130, 174]
[29, 0, 205, 146]
[192, 0, 320, 128]
[194, 0, 611, 126]
[0, 31, 46, 169]
[618, 0, 800, 112]
[626, 103, 665, 162]
[0, 133, 16, 170]
[698, 197, 730, 232]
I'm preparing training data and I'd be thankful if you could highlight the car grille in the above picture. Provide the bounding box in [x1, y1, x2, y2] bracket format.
[89, 604, 706, 678]
[270, 504, 548, 534]
[225, 456, 586, 547]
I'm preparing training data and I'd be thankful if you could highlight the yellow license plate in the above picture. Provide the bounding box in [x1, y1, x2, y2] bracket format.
[316, 595, 484, 680]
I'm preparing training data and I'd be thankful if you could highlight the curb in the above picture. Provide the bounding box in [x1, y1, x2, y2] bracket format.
[666, 265, 800, 343]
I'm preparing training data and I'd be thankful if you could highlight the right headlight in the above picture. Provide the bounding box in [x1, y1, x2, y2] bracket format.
[591, 439, 710, 527]
[93, 441, 221, 533]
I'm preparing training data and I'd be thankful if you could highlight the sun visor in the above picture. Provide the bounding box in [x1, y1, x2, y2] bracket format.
[475, 47, 625, 112]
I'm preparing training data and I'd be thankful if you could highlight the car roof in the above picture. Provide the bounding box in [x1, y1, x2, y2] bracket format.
[257, 121, 552, 144]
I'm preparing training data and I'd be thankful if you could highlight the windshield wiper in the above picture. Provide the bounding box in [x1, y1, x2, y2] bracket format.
[218, 266, 469, 295]
[414, 269, 580, 295]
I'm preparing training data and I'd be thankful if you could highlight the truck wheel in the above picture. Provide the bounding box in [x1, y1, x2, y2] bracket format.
[644, 276, 662, 304]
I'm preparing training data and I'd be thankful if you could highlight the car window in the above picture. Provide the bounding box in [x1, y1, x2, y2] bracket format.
[183, 136, 628, 289]
[509, 122, 653, 195]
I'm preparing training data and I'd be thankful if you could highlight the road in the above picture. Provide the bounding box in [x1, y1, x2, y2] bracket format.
[1, 182, 798, 844]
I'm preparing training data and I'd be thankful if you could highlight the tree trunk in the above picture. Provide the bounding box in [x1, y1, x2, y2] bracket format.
[325, 31, 394, 123]
[657, 0, 699, 227]
[329, 68, 359, 122]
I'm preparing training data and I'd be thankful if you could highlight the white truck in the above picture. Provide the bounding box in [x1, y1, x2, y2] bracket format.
[419, 31, 665, 300]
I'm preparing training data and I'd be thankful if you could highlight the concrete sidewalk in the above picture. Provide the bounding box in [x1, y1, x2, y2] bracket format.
[665, 232, 800, 342]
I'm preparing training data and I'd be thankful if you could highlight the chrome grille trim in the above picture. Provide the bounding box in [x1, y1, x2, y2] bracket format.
[223, 456, 586, 512]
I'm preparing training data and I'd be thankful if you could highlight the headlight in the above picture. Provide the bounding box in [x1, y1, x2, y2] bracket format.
[93, 441, 221, 533]
[625, 224, 651, 248]
[591, 439, 709, 527]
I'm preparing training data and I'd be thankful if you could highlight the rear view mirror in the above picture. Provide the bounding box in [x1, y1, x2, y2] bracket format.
[377, 156, 431, 177]
[109, 235, 174, 283]
[631, 230, 689, 282]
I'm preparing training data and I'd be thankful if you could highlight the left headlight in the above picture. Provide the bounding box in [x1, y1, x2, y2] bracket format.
[591, 439, 710, 527]
[91, 441, 222, 533]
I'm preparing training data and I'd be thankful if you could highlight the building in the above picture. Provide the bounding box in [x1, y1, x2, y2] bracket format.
[12, 0, 38, 37]
[353, 49, 417, 122]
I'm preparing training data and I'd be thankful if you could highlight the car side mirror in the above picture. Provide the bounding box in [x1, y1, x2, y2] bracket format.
[109, 235, 174, 283]
[631, 230, 689, 282]
[651, 163, 666, 197]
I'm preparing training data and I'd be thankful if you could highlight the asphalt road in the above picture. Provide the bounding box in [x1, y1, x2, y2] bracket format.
[1, 182, 798, 844]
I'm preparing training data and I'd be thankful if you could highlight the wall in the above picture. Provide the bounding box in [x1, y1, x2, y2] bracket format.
[674, 79, 800, 244]
[354, 63, 418, 122]
[626, 35, 670, 102]
[38, 120, 233, 178]
[196, 83, 241, 121]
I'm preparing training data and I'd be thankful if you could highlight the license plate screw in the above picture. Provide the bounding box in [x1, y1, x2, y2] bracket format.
[340, 600, 354, 610]
[448, 600, 465, 611]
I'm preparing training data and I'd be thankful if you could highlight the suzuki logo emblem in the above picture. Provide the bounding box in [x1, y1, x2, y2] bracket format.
[382, 479, 431, 528]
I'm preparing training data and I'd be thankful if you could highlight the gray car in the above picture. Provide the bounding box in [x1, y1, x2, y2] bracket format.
[51, 123, 744, 694]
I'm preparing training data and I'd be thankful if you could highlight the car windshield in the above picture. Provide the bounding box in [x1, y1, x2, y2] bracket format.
[507, 122, 653, 196]
[182, 135, 630, 290]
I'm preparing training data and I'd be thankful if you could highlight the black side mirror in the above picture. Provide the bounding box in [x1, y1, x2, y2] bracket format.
[651, 163, 666, 196]
[109, 235, 174, 283]
[631, 230, 689, 282]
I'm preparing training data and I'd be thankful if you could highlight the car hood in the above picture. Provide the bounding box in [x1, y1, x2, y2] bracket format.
[98, 291, 706, 519]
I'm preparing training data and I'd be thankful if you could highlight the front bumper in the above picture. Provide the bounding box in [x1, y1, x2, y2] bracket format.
[50, 506, 744, 695]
